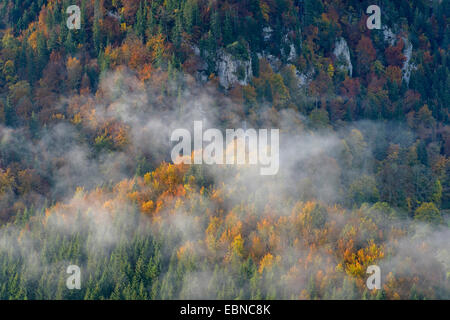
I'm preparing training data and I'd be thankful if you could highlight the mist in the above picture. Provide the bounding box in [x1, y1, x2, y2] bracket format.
[0, 67, 448, 299]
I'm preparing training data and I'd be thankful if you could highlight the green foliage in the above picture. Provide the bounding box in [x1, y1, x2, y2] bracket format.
[414, 202, 443, 225]
[226, 40, 249, 61]
[349, 175, 380, 206]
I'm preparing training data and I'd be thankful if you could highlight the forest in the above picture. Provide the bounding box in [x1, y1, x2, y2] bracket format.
[0, 0, 449, 299]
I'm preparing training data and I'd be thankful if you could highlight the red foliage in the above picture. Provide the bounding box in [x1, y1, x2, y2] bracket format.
[385, 38, 406, 67]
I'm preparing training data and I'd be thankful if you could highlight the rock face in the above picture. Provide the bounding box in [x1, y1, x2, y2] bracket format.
[285, 43, 297, 62]
[280, 34, 297, 63]
[295, 67, 315, 88]
[382, 26, 416, 85]
[216, 49, 253, 89]
[257, 52, 282, 72]
[401, 36, 415, 84]
[333, 37, 353, 77]
[263, 26, 273, 42]
[383, 27, 396, 46]
[189, 43, 253, 89]
[190, 45, 209, 83]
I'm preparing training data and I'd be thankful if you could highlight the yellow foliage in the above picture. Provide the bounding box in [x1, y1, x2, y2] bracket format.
[345, 240, 384, 278]
[28, 31, 38, 50]
[259, 253, 274, 274]
[327, 63, 335, 78]
[260, 2, 270, 22]
[231, 234, 245, 257]
[0, 168, 15, 194]
[71, 113, 82, 125]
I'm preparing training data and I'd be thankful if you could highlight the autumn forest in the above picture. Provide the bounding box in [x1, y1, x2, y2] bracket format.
[0, 0, 449, 300]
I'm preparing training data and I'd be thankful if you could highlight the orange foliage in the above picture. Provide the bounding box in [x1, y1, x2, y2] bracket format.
[385, 39, 406, 67]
